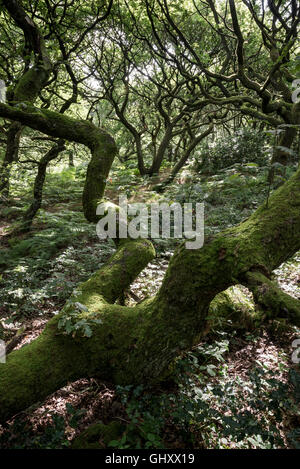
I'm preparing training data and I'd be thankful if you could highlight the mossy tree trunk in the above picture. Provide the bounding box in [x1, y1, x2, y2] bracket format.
[272, 103, 300, 165]
[0, 96, 299, 422]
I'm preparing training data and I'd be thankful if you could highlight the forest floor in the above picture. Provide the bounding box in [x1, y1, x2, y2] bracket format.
[0, 161, 299, 449]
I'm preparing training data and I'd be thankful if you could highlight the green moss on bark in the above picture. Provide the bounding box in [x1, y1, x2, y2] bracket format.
[245, 271, 300, 326]
[82, 140, 117, 222]
[14, 66, 50, 102]
[208, 285, 256, 330]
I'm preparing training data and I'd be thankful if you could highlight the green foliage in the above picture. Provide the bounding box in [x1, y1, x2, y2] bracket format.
[57, 298, 103, 338]
[195, 128, 268, 173]
[108, 385, 165, 449]
[107, 332, 300, 449]
[0, 404, 85, 449]
[0, 207, 114, 321]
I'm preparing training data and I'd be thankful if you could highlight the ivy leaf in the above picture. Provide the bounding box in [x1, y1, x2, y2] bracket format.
[74, 302, 88, 312]
[65, 319, 73, 334]
[83, 325, 92, 337]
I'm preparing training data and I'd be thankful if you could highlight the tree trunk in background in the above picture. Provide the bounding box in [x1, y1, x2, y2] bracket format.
[69, 152, 74, 167]
[157, 124, 213, 189]
[272, 125, 298, 165]
[272, 102, 300, 165]
[21, 140, 66, 232]
[148, 126, 173, 175]
[0, 123, 22, 197]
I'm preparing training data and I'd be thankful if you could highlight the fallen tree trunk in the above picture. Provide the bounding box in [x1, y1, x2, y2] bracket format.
[0, 158, 299, 423]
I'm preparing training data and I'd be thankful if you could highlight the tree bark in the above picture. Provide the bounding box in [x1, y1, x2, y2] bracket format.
[158, 124, 213, 188]
[0, 123, 22, 196]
